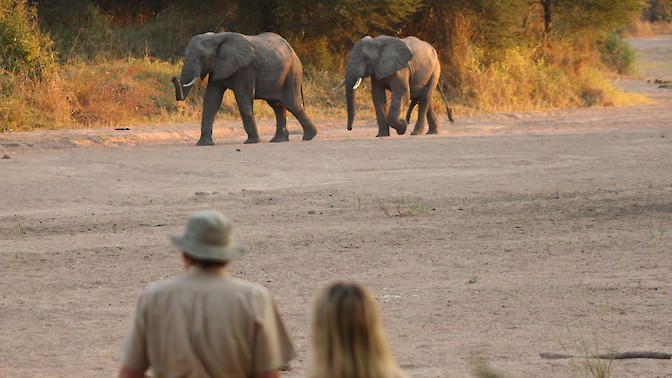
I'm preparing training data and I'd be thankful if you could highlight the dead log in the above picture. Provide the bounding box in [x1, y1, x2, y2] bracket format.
[540, 351, 672, 360]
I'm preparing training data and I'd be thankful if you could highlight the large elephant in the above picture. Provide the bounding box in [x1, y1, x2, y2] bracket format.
[334, 35, 453, 137]
[172, 32, 318, 145]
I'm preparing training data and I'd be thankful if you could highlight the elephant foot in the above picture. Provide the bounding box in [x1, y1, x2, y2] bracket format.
[411, 127, 428, 135]
[391, 119, 407, 135]
[269, 135, 289, 143]
[426, 129, 439, 135]
[302, 128, 317, 141]
[244, 137, 260, 144]
[196, 138, 214, 146]
[376, 132, 390, 137]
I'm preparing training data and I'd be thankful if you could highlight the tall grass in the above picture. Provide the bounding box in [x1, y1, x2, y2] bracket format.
[446, 41, 635, 113]
[1, 58, 183, 132]
[625, 17, 672, 37]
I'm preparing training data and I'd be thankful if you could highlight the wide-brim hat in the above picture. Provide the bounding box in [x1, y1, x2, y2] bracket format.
[170, 210, 247, 262]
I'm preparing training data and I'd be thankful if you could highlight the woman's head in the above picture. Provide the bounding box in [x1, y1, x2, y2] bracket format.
[309, 281, 404, 378]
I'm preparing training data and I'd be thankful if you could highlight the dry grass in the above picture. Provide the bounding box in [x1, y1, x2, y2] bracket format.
[625, 19, 672, 38]
[0, 21, 652, 133]
[450, 38, 646, 114]
[1, 58, 175, 132]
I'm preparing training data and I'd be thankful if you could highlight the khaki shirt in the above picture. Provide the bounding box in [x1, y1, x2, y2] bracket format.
[118, 266, 296, 377]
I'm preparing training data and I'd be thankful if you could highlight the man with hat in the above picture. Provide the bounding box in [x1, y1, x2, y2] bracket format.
[118, 210, 296, 378]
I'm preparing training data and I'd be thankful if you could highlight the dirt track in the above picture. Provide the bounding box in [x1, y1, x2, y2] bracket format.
[1, 36, 671, 377]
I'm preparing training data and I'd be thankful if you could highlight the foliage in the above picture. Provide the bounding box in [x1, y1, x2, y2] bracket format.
[550, 0, 644, 37]
[0, 0, 56, 78]
[37, 0, 241, 61]
[600, 32, 636, 75]
[643, 0, 672, 22]
[409, 0, 528, 47]
[0, 0, 656, 131]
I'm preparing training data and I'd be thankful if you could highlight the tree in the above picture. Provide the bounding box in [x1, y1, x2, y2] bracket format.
[272, 0, 423, 49]
[644, 0, 672, 22]
[407, 0, 528, 48]
[543, 0, 644, 37]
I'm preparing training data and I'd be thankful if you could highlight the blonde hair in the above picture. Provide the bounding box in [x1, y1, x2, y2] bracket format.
[308, 281, 406, 378]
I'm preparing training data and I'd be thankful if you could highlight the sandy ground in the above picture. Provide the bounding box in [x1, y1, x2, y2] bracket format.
[1, 36, 671, 378]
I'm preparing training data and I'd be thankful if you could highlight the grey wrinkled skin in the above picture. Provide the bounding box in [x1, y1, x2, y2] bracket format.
[173, 32, 317, 145]
[343, 35, 453, 137]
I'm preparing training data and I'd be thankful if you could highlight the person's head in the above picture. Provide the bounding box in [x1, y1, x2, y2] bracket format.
[170, 210, 247, 269]
[308, 281, 405, 378]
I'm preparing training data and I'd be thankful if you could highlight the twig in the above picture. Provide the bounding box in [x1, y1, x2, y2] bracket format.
[540, 351, 672, 360]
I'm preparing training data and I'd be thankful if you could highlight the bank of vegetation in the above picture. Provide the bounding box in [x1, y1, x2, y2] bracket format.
[1, 0, 671, 132]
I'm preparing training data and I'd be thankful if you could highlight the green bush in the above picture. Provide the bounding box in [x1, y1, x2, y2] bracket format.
[0, 0, 56, 79]
[600, 32, 635, 75]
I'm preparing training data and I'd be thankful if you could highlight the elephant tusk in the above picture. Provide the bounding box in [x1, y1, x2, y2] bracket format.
[352, 77, 362, 90]
[183, 77, 198, 87]
[331, 79, 345, 91]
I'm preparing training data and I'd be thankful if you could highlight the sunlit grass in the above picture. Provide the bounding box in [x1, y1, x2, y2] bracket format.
[0, 34, 651, 132]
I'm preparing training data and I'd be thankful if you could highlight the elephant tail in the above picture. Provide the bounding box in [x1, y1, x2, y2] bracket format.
[406, 99, 418, 123]
[301, 84, 305, 109]
[437, 80, 454, 123]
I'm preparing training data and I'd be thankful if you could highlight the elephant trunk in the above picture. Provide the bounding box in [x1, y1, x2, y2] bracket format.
[345, 68, 363, 131]
[346, 84, 356, 131]
[173, 64, 200, 101]
[172, 77, 185, 101]
[172, 76, 198, 101]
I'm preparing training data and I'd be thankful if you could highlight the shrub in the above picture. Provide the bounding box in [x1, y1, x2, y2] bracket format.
[600, 32, 635, 75]
[0, 0, 56, 79]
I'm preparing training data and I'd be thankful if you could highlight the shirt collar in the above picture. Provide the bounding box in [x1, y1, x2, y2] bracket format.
[186, 265, 229, 278]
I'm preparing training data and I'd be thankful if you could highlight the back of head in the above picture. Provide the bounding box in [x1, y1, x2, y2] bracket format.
[308, 281, 405, 378]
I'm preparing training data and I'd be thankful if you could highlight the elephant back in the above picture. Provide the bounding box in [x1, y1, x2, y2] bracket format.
[403, 36, 440, 90]
[251, 33, 300, 67]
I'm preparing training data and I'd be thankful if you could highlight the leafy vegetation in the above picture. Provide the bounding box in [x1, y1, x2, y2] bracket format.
[0, 0, 56, 78]
[379, 199, 431, 217]
[0, 0, 667, 132]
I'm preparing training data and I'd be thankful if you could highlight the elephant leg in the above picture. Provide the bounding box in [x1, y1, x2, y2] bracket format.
[411, 97, 430, 135]
[371, 84, 390, 137]
[267, 100, 289, 143]
[285, 102, 318, 141]
[198, 84, 226, 146]
[426, 106, 440, 134]
[233, 92, 260, 144]
[388, 81, 409, 135]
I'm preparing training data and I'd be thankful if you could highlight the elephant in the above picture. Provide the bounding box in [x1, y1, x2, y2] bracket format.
[172, 32, 318, 145]
[334, 35, 454, 137]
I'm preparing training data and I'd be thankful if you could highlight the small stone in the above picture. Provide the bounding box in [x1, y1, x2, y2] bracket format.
[2, 154, 9, 159]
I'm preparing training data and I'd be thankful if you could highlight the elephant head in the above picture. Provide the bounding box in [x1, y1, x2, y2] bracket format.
[172, 32, 253, 101]
[340, 36, 412, 131]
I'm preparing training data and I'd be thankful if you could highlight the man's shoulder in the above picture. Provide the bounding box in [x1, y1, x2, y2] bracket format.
[140, 275, 183, 296]
[142, 273, 268, 297]
[226, 277, 270, 296]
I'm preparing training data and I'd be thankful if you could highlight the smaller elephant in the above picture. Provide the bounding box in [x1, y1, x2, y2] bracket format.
[334, 35, 453, 137]
[172, 32, 317, 145]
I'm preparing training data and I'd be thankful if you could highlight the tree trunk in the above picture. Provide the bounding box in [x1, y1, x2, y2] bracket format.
[541, 0, 553, 33]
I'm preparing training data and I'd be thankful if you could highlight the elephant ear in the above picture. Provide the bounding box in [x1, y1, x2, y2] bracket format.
[373, 36, 412, 80]
[211, 33, 254, 81]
